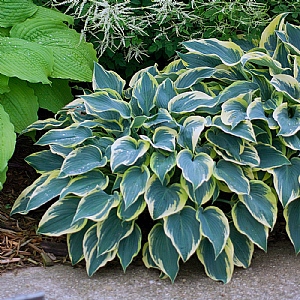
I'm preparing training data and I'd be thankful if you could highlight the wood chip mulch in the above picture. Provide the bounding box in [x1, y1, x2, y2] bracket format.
[0, 136, 69, 274]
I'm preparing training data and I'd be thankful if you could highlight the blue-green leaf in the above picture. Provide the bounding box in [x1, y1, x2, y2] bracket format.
[177, 149, 214, 191]
[155, 78, 177, 109]
[148, 223, 180, 283]
[197, 206, 230, 258]
[164, 206, 201, 262]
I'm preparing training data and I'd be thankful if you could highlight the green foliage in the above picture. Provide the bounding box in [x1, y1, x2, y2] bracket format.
[0, 0, 97, 189]
[47, 0, 298, 79]
[11, 15, 300, 282]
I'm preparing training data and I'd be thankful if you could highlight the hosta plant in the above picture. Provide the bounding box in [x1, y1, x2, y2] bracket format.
[0, 0, 97, 189]
[11, 14, 300, 283]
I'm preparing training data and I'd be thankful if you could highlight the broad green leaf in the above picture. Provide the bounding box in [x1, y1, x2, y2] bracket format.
[36, 125, 93, 147]
[178, 116, 206, 152]
[144, 127, 177, 152]
[37, 195, 87, 236]
[229, 222, 254, 268]
[0, 166, 8, 191]
[197, 237, 234, 284]
[117, 195, 146, 221]
[148, 223, 180, 283]
[282, 132, 300, 151]
[155, 78, 177, 109]
[284, 199, 300, 254]
[132, 72, 158, 116]
[221, 95, 249, 129]
[214, 143, 260, 168]
[177, 149, 214, 191]
[168, 91, 217, 114]
[59, 145, 107, 178]
[164, 206, 201, 262]
[259, 13, 287, 55]
[181, 176, 217, 206]
[254, 143, 290, 170]
[232, 201, 268, 251]
[0, 104, 15, 172]
[110, 136, 150, 172]
[0, 78, 39, 133]
[97, 208, 134, 256]
[142, 242, 159, 270]
[117, 223, 142, 271]
[120, 165, 150, 209]
[239, 180, 277, 228]
[197, 206, 230, 258]
[217, 81, 258, 104]
[25, 150, 64, 174]
[60, 170, 108, 199]
[183, 39, 243, 66]
[93, 63, 125, 95]
[145, 175, 187, 220]
[72, 189, 119, 223]
[212, 116, 256, 143]
[26, 171, 70, 212]
[213, 160, 250, 195]
[271, 74, 300, 103]
[174, 67, 215, 89]
[0, 37, 52, 84]
[67, 221, 95, 265]
[241, 51, 286, 74]
[29, 79, 73, 113]
[206, 127, 244, 159]
[33, 6, 74, 25]
[0, 0, 37, 27]
[273, 103, 300, 136]
[150, 152, 176, 184]
[11, 18, 97, 82]
[0, 74, 9, 94]
[269, 157, 300, 207]
[83, 224, 117, 276]
[82, 91, 131, 119]
[10, 173, 50, 215]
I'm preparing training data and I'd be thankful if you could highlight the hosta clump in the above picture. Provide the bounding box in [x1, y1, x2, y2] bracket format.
[11, 14, 300, 283]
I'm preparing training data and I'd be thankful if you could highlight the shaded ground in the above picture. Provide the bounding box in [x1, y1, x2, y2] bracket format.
[0, 136, 68, 273]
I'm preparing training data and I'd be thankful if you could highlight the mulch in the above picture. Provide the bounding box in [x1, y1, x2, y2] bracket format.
[0, 136, 69, 274]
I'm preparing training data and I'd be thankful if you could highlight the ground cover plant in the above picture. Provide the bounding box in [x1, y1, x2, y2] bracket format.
[0, 0, 97, 190]
[11, 14, 300, 283]
[42, 0, 300, 79]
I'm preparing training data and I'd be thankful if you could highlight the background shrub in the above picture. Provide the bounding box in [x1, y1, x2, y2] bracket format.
[11, 15, 300, 283]
[37, 0, 300, 79]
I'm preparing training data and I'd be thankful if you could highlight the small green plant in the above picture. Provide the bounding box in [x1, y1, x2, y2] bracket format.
[0, 0, 97, 189]
[11, 14, 300, 283]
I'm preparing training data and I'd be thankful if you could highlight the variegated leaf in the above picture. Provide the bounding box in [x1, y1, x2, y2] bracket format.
[213, 160, 250, 195]
[273, 103, 300, 136]
[110, 136, 150, 172]
[97, 208, 134, 256]
[117, 195, 146, 221]
[37, 195, 87, 236]
[229, 222, 254, 268]
[145, 175, 187, 220]
[269, 157, 300, 207]
[148, 223, 180, 282]
[83, 223, 117, 276]
[197, 206, 230, 258]
[232, 201, 268, 251]
[284, 199, 300, 254]
[197, 237, 234, 284]
[183, 39, 243, 66]
[155, 78, 177, 109]
[238, 180, 277, 228]
[164, 206, 201, 262]
[72, 189, 120, 223]
[120, 165, 150, 209]
[177, 116, 206, 152]
[117, 223, 142, 271]
[177, 149, 214, 191]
